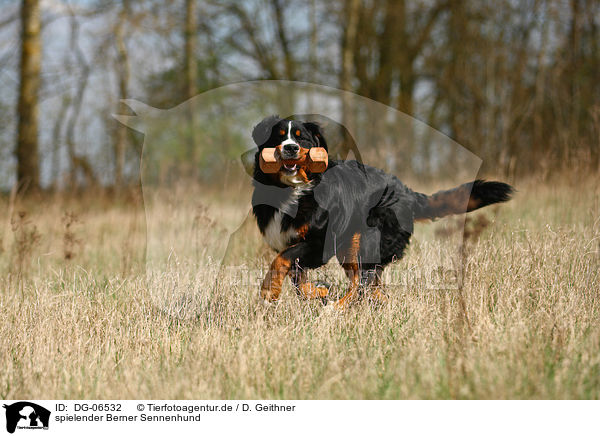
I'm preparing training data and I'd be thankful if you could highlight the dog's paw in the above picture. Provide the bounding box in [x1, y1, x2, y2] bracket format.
[367, 290, 389, 307]
[257, 296, 278, 310]
[322, 300, 342, 315]
[322, 303, 336, 315]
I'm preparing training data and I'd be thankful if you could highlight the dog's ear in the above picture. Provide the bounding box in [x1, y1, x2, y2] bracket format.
[240, 149, 256, 177]
[303, 122, 328, 151]
[252, 115, 281, 147]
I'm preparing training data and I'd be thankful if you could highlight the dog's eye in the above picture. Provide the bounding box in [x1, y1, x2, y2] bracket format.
[279, 129, 286, 136]
[295, 130, 301, 137]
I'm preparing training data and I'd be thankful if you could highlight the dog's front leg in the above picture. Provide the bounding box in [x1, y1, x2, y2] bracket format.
[260, 252, 293, 302]
[261, 242, 326, 303]
[260, 241, 329, 301]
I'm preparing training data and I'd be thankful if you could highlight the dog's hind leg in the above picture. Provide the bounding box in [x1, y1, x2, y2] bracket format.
[327, 262, 362, 311]
[328, 233, 363, 311]
[328, 233, 389, 311]
[329, 265, 388, 311]
[362, 265, 388, 306]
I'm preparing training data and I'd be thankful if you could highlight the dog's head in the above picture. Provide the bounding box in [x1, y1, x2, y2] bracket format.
[251, 115, 328, 187]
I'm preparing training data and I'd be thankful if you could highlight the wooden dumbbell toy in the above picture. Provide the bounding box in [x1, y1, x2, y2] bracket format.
[259, 147, 328, 173]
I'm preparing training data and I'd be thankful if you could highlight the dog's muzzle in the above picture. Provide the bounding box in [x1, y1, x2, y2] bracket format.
[280, 141, 300, 160]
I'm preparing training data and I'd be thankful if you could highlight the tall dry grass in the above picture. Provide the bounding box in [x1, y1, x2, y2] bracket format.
[0, 174, 599, 399]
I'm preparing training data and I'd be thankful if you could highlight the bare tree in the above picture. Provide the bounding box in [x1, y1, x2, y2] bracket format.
[184, 0, 198, 165]
[270, 0, 296, 80]
[114, 0, 130, 187]
[16, 0, 41, 192]
[7, 0, 600, 191]
[64, 9, 100, 189]
[340, 0, 360, 156]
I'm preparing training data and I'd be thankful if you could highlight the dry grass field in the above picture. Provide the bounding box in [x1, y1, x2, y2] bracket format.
[1, 174, 599, 399]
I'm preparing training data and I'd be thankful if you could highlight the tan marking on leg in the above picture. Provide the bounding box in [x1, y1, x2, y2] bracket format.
[365, 267, 388, 306]
[299, 282, 330, 299]
[290, 269, 329, 299]
[331, 233, 362, 311]
[367, 286, 388, 306]
[261, 254, 292, 302]
[333, 265, 360, 310]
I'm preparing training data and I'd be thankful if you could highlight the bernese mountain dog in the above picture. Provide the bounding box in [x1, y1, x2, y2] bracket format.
[251, 115, 513, 310]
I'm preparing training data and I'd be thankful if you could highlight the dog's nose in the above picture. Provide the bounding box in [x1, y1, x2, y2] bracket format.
[283, 143, 299, 154]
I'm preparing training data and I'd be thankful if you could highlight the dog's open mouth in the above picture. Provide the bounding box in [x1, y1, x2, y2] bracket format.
[282, 163, 298, 173]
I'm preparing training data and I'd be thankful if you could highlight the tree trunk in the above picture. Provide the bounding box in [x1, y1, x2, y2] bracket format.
[65, 12, 96, 189]
[567, 0, 582, 166]
[271, 0, 295, 80]
[340, 0, 360, 158]
[114, 0, 130, 188]
[374, 0, 402, 107]
[50, 96, 69, 188]
[184, 0, 198, 167]
[308, 0, 317, 106]
[532, 0, 549, 172]
[16, 0, 41, 192]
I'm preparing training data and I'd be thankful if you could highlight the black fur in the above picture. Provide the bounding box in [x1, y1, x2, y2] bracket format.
[251, 115, 514, 294]
[470, 180, 514, 208]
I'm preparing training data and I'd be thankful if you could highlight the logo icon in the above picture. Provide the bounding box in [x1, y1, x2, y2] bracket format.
[2, 402, 50, 434]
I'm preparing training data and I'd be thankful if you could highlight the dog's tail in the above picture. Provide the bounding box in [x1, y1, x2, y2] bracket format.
[414, 180, 513, 221]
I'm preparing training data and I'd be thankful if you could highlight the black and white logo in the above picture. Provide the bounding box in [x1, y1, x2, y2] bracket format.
[2, 402, 50, 434]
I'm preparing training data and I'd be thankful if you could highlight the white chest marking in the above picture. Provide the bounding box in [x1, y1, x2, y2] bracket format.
[262, 186, 311, 252]
[264, 212, 298, 252]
